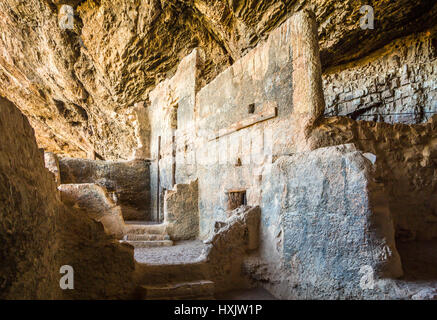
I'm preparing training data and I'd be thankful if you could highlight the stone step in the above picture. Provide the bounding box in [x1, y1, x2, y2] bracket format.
[124, 223, 167, 235]
[140, 280, 215, 300]
[124, 233, 170, 241]
[135, 261, 209, 285]
[119, 240, 173, 248]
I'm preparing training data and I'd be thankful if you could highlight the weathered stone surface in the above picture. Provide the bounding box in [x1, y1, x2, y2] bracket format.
[148, 49, 201, 221]
[259, 144, 403, 299]
[195, 10, 324, 238]
[120, 239, 173, 249]
[59, 183, 126, 239]
[202, 206, 261, 292]
[310, 115, 437, 241]
[139, 280, 215, 300]
[412, 288, 437, 300]
[164, 180, 199, 241]
[59, 157, 151, 220]
[0, 97, 60, 299]
[323, 30, 437, 124]
[0, 1, 435, 158]
[0, 97, 136, 299]
[44, 151, 61, 184]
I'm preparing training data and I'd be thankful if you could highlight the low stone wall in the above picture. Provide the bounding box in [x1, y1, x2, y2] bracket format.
[59, 183, 126, 239]
[202, 206, 261, 293]
[59, 157, 151, 221]
[0, 97, 136, 299]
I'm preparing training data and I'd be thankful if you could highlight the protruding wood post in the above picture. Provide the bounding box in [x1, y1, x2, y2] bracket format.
[156, 135, 161, 222]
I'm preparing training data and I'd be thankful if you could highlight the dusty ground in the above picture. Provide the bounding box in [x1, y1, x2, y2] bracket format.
[134, 240, 205, 265]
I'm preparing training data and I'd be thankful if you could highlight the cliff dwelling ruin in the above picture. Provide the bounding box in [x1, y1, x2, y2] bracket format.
[0, 0, 437, 301]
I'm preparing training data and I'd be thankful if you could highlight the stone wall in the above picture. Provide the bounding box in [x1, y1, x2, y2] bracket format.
[148, 49, 201, 222]
[164, 180, 199, 241]
[323, 28, 437, 124]
[0, 97, 136, 299]
[255, 144, 403, 299]
[310, 115, 437, 241]
[202, 206, 261, 293]
[59, 157, 151, 221]
[59, 183, 126, 239]
[195, 10, 324, 239]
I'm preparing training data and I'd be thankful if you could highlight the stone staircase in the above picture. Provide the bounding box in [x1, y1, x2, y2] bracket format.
[120, 222, 174, 248]
[139, 280, 215, 300]
[133, 242, 216, 300]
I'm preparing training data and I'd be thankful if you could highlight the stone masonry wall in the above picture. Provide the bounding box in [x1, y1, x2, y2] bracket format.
[59, 157, 151, 221]
[148, 49, 201, 222]
[310, 115, 437, 241]
[164, 180, 199, 241]
[256, 144, 403, 299]
[0, 97, 136, 299]
[323, 28, 437, 124]
[195, 10, 324, 239]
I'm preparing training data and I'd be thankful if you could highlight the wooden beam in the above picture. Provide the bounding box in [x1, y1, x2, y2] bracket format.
[208, 101, 277, 141]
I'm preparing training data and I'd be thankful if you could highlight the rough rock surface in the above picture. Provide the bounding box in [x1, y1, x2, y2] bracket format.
[59, 157, 151, 220]
[164, 180, 199, 241]
[310, 115, 437, 241]
[323, 29, 437, 123]
[44, 152, 61, 184]
[0, 0, 435, 158]
[202, 206, 261, 292]
[59, 183, 126, 239]
[257, 144, 403, 299]
[0, 97, 136, 299]
[412, 288, 437, 300]
[134, 240, 205, 265]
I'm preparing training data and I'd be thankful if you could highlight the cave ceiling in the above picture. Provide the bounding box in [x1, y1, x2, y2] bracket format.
[0, 0, 436, 159]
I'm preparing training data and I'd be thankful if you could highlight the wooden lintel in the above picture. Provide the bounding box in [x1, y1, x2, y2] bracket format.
[208, 102, 277, 141]
[225, 189, 247, 193]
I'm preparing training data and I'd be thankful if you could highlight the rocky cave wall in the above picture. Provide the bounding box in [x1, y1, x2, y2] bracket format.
[0, 97, 136, 299]
[0, 0, 436, 160]
[323, 28, 437, 123]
